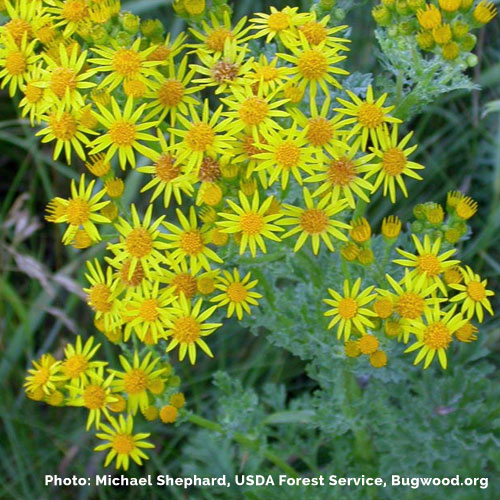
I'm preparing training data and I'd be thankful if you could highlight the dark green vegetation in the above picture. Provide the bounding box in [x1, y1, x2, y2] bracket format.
[1, 1, 499, 499]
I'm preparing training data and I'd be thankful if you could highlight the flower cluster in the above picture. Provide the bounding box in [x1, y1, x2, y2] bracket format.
[325, 191, 494, 370]
[372, 0, 497, 62]
[0, 0, 493, 470]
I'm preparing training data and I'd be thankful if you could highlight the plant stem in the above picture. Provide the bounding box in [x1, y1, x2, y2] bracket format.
[187, 413, 299, 477]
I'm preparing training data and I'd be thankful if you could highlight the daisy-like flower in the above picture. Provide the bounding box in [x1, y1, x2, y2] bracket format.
[365, 125, 425, 203]
[247, 55, 292, 95]
[211, 268, 262, 320]
[48, 175, 109, 244]
[37, 108, 96, 163]
[111, 351, 166, 415]
[124, 281, 176, 342]
[67, 367, 117, 430]
[1, 0, 41, 46]
[189, 11, 251, 53]
[254, 124, 317, 189]
[324, 278, 377, 340]
[138, 131, 195, 207]
[278, 35, 349, 105]
[334, 85, 402, 151]
[0, 33, 38, 96]
[162, 206, 222, 272]
[89, 97, 158, 170]
[279, 187, 350, 254]
[38, 43, 95, 110]
[221, 86, 289, 143]
[170, 100, 235, 173]
[144, 56, 201, 126]
[84, 259, 122, 330]
[296, 13, 350, 51]
[405, 304, 467, 369]
[449, 266, 494, 322]
[107, 204, 169, 280]
[164, 294, 222, 364]
[394, 234, 461, 295]
[378, 272, 444, 342]
[24, 354, 64, 396]
[291, 97, 349, 161]
[46, 0, 90, 37]
[61, 336, 107, 388]
[19, 64, 50, 125]
[146, 31, 187, 64]
[217, 191, 284, 256]
[94, 415, 155, 471]
[306, 141, 375, 208]
[158, 257, 199, 300]
[250, 6, 309, 44]
[191, 39, 254, 94]
[89, 38, 162, 91]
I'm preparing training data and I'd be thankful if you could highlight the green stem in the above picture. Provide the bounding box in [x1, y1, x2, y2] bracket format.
[187, 413, 299, 477]
[342, 368, 374, 464]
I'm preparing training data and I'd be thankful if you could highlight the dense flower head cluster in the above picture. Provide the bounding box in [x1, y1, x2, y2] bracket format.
[1, 0, 492, 470]
[372, 0, 497, 63]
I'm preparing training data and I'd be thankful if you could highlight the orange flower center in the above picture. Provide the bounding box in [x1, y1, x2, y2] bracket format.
[299, 209, 328, 234]
[172, 316, 201, 343]
[297, 50, 328, 80]
[382, 147, 406, 176]
[240, 212, 264, 235]
[126, 228, 153, 258]
[186, 122, 215, 152]
[158, 79, 185, 107]
[239, 97, 269, 126]
[180, 230, 204, 255]
[226, 282, 248, 302]
[338, 297, 358, 319]
[357, 102, 384, 128]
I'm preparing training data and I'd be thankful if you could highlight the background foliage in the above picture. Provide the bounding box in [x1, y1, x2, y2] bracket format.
[1, 0, 499, 499]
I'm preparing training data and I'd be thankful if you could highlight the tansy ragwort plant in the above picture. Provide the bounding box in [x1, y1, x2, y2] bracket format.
[1, 0, 495, 472]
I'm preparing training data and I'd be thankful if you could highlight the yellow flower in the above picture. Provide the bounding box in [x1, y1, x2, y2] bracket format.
[358, 334, 379, 354]
[94, 415, 155, 470]
[370, 350, 387, 368]
[473, 1, 497, 24]
[334, 85, 402, 151]
[211, 268, 262, 320]
[292, 97, 350, 161]
[90, 97, 158, 170]
[254, 123, 316, 189]
[124, 281, 176, 342]
[162, 206, 223, 272]
[67, 367, 118, 430]
[170, 99, 235, 173]
[350, 217, 371, 244]
[191, 38, 254, 94]
[61, 335, 107, 387]
[49, 175, 109, 244]
[89, 38, 162, 91]
[111, 351, 166, 415]
[189, 11, 251, 53]
[438, 0, 461, 12]
[394, 234, 460, 294]
[381, 215, 402, 239]
[449, 266, 494, 322]
[143, 56, 200, 126]
[378, 272, 443, 342]
[248, 54, 292, 94]
[306, 140, 375, 208]
[159, 257, 201, 300]
[324, 278, 377, 340]
[221, 86, 289, 143]
[37, 108, 96, 163]
[455, 195, 478, 220]
[1, 0, 40, 46]
[84, 259, 122, 330]
[38, 43, 95, 110]
[279, 187, 350, 254]
[455, 322, 478, 343]
[137, 131, 195, 207]
[18, 64, 49, 125]
[217, 191, 284, 256]
[47, 0, 90, 37]
[278, 35, 349, 105]
[107, 204, 169, 280]
[405, 304, 467, 369]
[165, 294, 222, 364]
[417, 4, 442, 30]
[0, 34, 38, 97]
[250, 6, 309, 44]
[24, 354, 64, 395]
[366, 125, 424, 203]
[297, 12, 350, 51]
